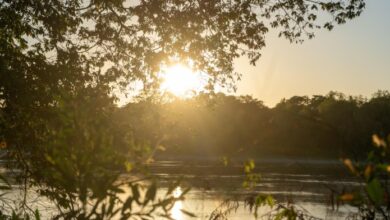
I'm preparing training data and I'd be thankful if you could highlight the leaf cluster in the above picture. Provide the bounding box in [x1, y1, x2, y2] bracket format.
[340, 134, 390, 219]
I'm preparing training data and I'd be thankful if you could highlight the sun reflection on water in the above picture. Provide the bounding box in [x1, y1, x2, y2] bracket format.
[171, 187, 183, 220]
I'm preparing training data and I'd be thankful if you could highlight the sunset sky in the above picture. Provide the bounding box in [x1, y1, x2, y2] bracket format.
[235, 0, 390, 106]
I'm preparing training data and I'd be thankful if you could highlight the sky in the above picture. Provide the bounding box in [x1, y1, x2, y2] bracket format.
[234, 0, 390, 107]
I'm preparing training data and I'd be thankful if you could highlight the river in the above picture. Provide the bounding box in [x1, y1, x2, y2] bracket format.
[148, 159, 360, 220]
[1, 159, 362, 219]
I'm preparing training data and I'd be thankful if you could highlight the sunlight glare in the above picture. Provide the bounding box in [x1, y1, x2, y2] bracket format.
[171, 187, 183, 220]
[160, 64, 205, 97]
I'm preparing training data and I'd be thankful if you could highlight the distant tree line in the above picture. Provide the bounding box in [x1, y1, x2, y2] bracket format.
[118, 90, 390, 159]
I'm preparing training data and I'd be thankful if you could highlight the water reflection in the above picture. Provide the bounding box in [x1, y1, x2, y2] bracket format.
[171, 187, 183, 220]
[152, 160, 359, 220]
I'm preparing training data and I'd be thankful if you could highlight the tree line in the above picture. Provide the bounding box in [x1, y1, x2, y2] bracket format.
[119, 90, 390, 159]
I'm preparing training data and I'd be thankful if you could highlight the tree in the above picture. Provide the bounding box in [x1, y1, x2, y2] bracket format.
[0, 0, 366, 218]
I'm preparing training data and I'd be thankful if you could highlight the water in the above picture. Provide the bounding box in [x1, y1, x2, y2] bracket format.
[1, 159, 361, 219]
[149, 159, 360, 220]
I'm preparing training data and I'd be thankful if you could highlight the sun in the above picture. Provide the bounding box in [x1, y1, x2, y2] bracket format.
[160, 64, 205, 97]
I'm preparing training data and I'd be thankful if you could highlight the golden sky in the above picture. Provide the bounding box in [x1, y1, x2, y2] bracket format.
[235, 0, 390, 106]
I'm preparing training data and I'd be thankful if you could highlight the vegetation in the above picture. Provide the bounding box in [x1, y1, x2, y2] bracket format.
[121, 91, 390, 159]
[339, 134, 390, 219]
[238, 133, 390, 220]
[0, 0, 370, 219]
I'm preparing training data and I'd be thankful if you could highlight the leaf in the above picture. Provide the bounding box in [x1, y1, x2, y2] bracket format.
[166, 180, 181, 196]
[364, 164, 373, 180]
[34, 209, 41, 220]
[131, 184, 141, 204]
[44, 154, 56, 165]
[0, 174, 10, 187]
[244, 159, 255, 173]
[156, 145, 166, 152]
[124, 161, 133, 172]
[107, 196, 116, 216]
[339, 193, 354, 202]
[122, 197, 133, 213]
[343, 158, 356, 174]
[144, 182, 157, 204]
[0, 185, 11, 190]
[372, 134, 386, 148]
[366, 178, 384, 205]
[181, 209, 196, 217]
[265, 195, 275, 207]
[179, 187, 191, 198]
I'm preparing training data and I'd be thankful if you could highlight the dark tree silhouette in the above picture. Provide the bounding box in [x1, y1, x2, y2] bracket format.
[121, 92, 390, 159]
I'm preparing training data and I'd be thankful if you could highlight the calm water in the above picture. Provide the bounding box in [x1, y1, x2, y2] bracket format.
[2, 159, 361, 219]
[148, 159, 360, 220]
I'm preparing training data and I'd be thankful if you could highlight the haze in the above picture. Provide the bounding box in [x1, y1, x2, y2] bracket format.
[235, 0, 390, 106]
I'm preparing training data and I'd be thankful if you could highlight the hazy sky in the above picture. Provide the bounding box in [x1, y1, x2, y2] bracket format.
[234, 0, 390, 107]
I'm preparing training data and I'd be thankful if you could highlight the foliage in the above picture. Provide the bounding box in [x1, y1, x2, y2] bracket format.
[339, 134, 390, 219]
[207, 158, 322, 220]
[0, 209, 41, 220]
[0, 0, 366, 219]
[121, 91, 390, 159]
[245, 195, 321, 220]
[0, 172, 41, 220]
[0, 0, 365, 92]
[208, 199, 240, 220]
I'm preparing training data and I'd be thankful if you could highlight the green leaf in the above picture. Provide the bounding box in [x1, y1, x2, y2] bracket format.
[265, 195, 275, 207]
[366, 178, 384, 205]
[34, 209, 41, 220]
[124, 161, 133, 172]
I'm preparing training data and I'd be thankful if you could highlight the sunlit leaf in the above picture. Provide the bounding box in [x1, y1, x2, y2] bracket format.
[156, 145, 166, 152]
[124, 161, 133, 172]
[372, 134, 386, 148]
[364, 164, 373, 180]
[343, 158, 356, 174]
[265, 195, 275, 207]
[339, 193, 354, 202]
